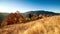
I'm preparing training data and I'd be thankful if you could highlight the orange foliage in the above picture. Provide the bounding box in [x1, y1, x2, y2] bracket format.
[1, 12, 25, 27]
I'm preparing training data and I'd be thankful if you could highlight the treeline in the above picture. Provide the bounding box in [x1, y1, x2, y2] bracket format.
[0, 11, 60, 27]
[0, 11, 54, 27]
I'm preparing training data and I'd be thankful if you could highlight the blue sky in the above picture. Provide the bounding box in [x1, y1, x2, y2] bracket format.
[0, 0, 60, 13]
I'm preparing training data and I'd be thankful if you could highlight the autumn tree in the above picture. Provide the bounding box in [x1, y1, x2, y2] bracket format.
[1, 11, 25, 27]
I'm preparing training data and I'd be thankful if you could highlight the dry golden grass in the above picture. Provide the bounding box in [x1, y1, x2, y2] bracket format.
[0, 15, 60, 34]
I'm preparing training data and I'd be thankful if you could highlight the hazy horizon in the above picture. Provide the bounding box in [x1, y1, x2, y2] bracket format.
[0, 0, 60, 13]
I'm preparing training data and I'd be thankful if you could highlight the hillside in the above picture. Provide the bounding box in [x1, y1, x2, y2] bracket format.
[0, 15, 60, 34]
[0, 10, 60, 25]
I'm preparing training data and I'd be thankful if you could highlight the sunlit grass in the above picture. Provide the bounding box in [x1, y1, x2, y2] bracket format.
[0, 15, 60, 34]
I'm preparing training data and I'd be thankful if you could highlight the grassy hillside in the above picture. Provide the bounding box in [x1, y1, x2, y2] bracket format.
[0, 15, 60, 34]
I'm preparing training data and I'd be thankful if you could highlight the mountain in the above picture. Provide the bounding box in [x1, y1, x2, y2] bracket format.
[21, 10, 60, 18]
[25, 10, 58, 15]
[0, 10, 60, 18]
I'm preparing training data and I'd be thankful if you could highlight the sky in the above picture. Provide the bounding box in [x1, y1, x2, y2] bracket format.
[0, 0, 60, 13]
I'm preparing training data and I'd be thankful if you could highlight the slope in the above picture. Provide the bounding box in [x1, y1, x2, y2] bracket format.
[0, 15, 60, 34]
